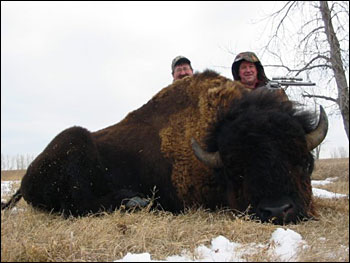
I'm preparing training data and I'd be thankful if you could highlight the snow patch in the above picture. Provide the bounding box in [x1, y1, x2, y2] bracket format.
[268, 228, 307, 262]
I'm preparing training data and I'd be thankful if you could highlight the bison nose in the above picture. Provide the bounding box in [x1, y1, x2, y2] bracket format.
[258, 203, 294, 224]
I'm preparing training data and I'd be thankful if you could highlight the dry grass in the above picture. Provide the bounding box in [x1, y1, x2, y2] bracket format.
[1, 169, 26, 181]
[1, 158, 348, 262]
[312, 158, 349, 196]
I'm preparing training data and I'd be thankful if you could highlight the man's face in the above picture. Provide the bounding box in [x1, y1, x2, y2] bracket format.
[239, 61, 258, 88]
[173, 63, 193, 81]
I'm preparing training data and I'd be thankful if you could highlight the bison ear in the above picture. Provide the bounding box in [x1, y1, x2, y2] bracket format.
[306, 106, 328, 151]
[191, 138, 223, 168]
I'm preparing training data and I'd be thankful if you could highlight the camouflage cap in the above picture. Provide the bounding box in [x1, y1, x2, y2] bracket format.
[172, 56, 191, 73]
[231, 51, 269, 86]
[233, 51, 260, 64]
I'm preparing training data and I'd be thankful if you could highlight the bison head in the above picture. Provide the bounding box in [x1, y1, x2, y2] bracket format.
[192, 89, 328, 224]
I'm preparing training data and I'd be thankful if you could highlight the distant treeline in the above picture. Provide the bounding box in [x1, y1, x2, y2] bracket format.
[330, 146, 349, 159]
[1, 154, 36, 171]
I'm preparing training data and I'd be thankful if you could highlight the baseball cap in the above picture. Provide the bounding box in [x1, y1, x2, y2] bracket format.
[171, 56, 191, 73]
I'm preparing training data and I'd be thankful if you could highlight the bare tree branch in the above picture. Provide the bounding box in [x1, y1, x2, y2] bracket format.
[265, 55, 332, 75]
[302, 93, 338, 103]
[299, 26, 324, 46]
[274, 1, 297, 36]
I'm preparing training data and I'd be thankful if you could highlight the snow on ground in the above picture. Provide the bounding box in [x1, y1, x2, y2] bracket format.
[312, 187, 347, 199]
[1, 177, 348, 262]
[115, 235, 250, 262]
[312, 177, 348, 199]
[1, 180, 20, 202]
[268, 228, 308, 261]
[311, 177, 338, 186]
[115, 229, 307, 262]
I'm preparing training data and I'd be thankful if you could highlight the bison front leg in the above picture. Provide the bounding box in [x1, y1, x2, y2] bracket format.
[20, 126, 136, 217]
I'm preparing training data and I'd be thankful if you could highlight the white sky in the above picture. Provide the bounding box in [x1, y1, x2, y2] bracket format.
[1, 1, 348, 159]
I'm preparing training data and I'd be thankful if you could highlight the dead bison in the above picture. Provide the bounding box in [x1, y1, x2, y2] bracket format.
[2, 70, 328, 224]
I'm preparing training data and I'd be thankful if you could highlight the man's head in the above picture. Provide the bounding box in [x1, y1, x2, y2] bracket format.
[172, 56, 193, 81]
[231, 52, 269, 89]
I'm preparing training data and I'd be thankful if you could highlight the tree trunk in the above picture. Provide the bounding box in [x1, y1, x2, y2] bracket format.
[319, 1, 349, 139]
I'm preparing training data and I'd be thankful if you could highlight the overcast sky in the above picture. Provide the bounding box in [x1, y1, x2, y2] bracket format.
[1, 1, 348, 159]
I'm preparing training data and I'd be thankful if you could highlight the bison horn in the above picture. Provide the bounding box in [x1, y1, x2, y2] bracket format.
[191, 138, 223, 168]
[306, 105, 328, 151]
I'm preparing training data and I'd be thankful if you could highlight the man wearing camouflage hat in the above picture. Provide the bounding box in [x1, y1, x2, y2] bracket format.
[231, 51, 269, 89]
[171, 56, 193, 82]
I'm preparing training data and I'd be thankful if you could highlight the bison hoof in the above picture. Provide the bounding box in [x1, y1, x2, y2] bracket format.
[125, 196, 149, 208]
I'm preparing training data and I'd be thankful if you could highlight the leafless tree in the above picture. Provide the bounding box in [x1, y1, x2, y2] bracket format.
[1, 154, 35, 171]
[1, 154, 5, 171]
[259, 1, 349, 139]
[314, 143, 322, 160]
[337, 146, 349, 158]
[331, 146, 348, 158]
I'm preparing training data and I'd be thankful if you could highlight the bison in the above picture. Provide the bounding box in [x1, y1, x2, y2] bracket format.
[2, 70, 328, 224]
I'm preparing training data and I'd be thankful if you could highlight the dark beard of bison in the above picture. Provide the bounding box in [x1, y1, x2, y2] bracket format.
[216, 156, 316, 225]
[216, 150, 317, 224]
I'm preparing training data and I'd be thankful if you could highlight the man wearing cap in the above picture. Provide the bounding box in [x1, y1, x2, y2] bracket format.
[172, 56, 193, 82]
[231, 51, 269, 89]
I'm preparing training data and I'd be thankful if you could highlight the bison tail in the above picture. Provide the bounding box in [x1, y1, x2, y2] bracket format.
[1, 189, 22, 210]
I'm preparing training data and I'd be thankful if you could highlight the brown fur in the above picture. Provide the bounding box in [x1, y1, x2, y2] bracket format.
[159, 72, 249, 206]
[94, 70, 252, 208]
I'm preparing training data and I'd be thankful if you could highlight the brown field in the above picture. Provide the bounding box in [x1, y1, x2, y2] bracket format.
[1, 158, 349, 262]
[1, 169, 26, 181]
